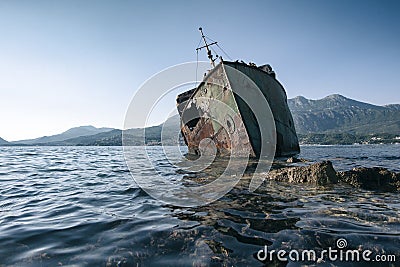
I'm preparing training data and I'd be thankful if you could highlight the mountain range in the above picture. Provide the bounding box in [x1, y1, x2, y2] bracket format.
[288, 94, 400, 134]
[1, 94, 399, 146]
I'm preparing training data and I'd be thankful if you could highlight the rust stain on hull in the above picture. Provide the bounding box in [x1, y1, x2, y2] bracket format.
[177, 60, 300, 158]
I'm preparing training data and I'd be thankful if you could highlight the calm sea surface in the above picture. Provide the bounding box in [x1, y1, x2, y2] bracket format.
[0, 145, 399, 266]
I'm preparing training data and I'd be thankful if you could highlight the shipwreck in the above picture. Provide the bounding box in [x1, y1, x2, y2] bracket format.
[176, 28, 300, 158]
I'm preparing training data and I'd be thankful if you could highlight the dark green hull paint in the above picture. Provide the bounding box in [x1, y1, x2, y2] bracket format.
[224, 62, 300, 157]
[176, 61, 300, 158]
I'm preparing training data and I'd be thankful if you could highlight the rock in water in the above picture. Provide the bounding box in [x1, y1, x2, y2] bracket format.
[286, 157, 299, 163]
[266, 161, 399, 192]
[286, 157, 307, 163]
[337, 167, 400, 192]
[268, 161, 338, 185]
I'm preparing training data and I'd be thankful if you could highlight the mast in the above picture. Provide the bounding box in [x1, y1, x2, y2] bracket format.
[196, 27, 218, 67]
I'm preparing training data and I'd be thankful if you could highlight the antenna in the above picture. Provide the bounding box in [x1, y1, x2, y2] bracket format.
[196, 27, 218, 67]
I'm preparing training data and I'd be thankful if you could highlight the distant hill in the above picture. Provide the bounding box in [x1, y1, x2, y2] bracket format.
[0, 137, 8, 145]
[37, 129, 123, 146]
[12, 126, 114, 145]
[68, 115, 182, 146]
[288, 94, 400, 134]
[7, 115, 181, 146]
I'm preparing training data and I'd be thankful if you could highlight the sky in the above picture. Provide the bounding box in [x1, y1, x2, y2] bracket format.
[0, 0, 399, 141]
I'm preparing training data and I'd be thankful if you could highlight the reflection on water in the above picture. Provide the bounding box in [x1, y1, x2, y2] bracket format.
[0, 145, 399, 266]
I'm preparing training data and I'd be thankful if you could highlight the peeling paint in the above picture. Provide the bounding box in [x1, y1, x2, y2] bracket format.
[177, 61, 300, 158]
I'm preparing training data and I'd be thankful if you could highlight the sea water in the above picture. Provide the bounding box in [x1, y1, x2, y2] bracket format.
[0, 145, 399, 266]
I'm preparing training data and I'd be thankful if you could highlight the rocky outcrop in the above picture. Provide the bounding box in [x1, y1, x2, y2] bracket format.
[268, 161, 338, 185]
[267, 161, 400, 192]
[337, 167, 400, 192]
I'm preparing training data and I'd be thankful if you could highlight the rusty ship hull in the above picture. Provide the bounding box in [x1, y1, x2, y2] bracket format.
[176, 60, 300, 158]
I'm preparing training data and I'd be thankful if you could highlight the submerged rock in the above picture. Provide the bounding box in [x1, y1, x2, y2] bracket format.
[267, 161, 338, 185]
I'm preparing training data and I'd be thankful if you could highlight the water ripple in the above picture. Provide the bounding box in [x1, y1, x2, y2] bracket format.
[0, 146, 399, 266]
